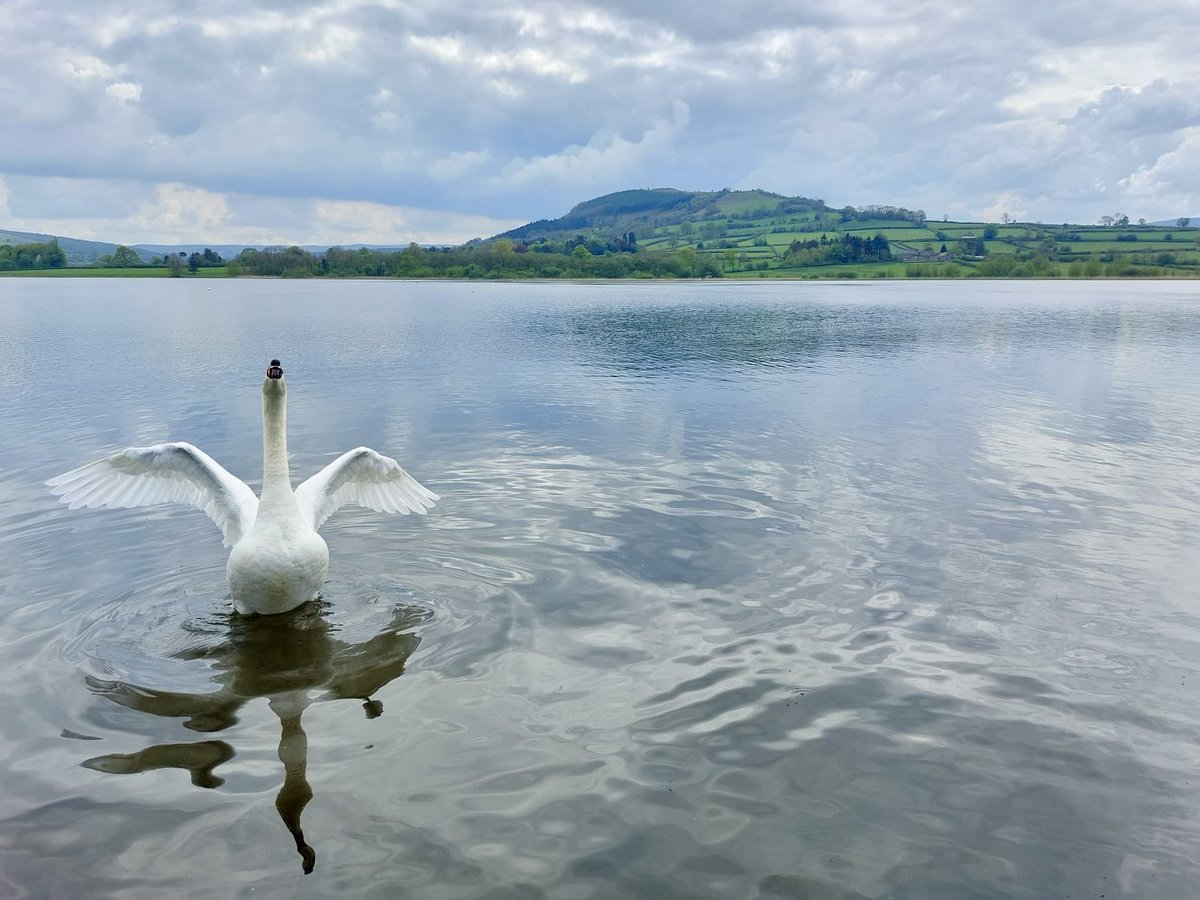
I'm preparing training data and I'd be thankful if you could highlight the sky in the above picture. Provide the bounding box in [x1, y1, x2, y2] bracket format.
[1, 0, 1199, 246]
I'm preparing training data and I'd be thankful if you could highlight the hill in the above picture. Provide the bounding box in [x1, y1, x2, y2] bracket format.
[487, 188, 1200, 279]
[0, 229, 415, 268]
[497, 188, 831, 243]
[0, 228, 153, 265]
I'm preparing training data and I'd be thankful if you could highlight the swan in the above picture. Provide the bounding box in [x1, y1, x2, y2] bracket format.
[47, 360, 438, 615]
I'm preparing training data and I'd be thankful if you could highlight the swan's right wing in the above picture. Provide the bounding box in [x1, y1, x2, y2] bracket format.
[46, 442, 259, 547]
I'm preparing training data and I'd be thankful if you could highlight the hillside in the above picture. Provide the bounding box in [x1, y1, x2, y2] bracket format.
[0, 228, 410, 268]
[497, 188, 829, 243]
[0, 228, 153, 265]
[489, 188, 1200, 279]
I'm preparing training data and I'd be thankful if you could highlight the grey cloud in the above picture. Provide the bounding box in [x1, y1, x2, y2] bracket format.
[3, 175, 151, 219]
[1, 0, 1198, 239]
[1068, 80, 1200, 137]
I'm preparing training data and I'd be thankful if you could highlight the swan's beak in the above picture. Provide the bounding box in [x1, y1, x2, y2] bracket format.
[266, 360, 284, 380]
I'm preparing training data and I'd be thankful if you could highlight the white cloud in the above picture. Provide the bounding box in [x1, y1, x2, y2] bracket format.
[975, 192, 1030, 224]
[312, 197, 522, 245]
[300, 24, 361, 65]
[0, 0, 1199, 239]
[1119, 128, 1200, 213]
[428, 150, 491, 182]
[105, 81, 142, 103]
[134, 184, 232, 241]
[497, 100, 691, 191]
[0, 174, 522, 246]
[408, 33, 465, 64]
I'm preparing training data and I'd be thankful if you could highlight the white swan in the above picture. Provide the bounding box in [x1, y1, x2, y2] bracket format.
[47, 360, 438, 615]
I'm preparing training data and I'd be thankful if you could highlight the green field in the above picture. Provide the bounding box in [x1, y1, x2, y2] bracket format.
[534, 192, 1199, 279]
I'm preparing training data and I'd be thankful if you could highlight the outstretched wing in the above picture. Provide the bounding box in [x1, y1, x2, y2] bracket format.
[46, 442, 259, 547]
[294, 447, 438, 530]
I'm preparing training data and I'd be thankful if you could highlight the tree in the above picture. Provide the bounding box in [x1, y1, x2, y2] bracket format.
[1114, 213, 1130, 227]
[1001, 213, 1012, 225]
[105, 245, 140, 268]
[1099, 216, 1115, 227]
[1179, 217, 1192, 228]
[166, 255, 185, 277]
[982, 225, 998, 239]
[40, 240, 66, 268]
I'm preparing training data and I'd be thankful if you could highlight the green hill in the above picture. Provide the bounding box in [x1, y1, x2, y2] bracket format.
[498, 188, 829, 243]
[0, 228, 158, 265]
[490, 189, 1200, 279]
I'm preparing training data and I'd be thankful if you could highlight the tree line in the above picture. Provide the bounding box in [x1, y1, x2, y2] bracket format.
[0, 240, 66, 270]
[97, 246, 226, 274]
[228, 240, 724, 279]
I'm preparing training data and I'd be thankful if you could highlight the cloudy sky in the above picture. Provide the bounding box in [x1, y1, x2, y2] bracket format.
[1, 0, 1198, 245]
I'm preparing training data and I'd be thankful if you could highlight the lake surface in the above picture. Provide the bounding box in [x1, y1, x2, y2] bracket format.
[2, 278, 1200, 898]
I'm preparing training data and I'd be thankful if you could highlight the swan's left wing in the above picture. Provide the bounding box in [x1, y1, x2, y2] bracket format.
[294, 447, 438, 530]
[46, 442, 259, 547]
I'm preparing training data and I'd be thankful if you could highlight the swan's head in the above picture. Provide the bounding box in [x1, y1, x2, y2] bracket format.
[263, 359, 286, 396]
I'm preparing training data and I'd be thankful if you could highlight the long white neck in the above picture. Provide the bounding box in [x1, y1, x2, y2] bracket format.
[262, 382, 291, 495]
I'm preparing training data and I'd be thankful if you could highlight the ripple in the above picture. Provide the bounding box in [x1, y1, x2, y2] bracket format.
[6, 281, 1200, 896]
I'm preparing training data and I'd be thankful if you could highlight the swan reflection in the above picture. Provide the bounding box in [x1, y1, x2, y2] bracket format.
[82, 601, 425, 874]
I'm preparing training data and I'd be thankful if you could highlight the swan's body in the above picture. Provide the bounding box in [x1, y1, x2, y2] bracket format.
[47, 362, 437, 615]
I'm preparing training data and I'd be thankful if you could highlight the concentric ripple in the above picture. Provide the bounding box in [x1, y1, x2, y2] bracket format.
[2, 278, 1200, 898]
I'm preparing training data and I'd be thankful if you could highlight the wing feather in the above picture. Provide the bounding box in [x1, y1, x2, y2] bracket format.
[294, 447, 438, 530]
[47, 442, 259, 547]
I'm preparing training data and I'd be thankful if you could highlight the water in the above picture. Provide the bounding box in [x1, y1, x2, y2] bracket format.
[2, 278, 1200, 898]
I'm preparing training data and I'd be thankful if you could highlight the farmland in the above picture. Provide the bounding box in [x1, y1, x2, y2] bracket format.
[502, 189, 1200, 279]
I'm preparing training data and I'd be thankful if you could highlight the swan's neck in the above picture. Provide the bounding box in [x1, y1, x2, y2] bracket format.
[262, 388, 292, 495]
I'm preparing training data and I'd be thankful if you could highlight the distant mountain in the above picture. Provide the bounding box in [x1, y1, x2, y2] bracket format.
[1150, 217, 1197, 226]
[0, 229, 419, 266]
[133, 243, 258, 258]
[0, 228, 155, 265]
[495, 188, 829, 243]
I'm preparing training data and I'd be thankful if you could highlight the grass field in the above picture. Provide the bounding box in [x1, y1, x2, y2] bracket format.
[594, 196, 1200, 278]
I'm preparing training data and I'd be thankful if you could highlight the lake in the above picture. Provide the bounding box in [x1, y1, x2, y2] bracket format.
[2, 277, 1200, 898]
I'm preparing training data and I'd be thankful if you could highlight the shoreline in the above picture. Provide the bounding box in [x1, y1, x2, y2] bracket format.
[3, 270, 1200, 283]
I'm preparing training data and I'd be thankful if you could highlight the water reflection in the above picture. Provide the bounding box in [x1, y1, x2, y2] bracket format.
[6, 281, 1200, 896]
[556, 304, 924, 373]
[531, 298, 1200, 376]
[80, 602, 425, 874]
